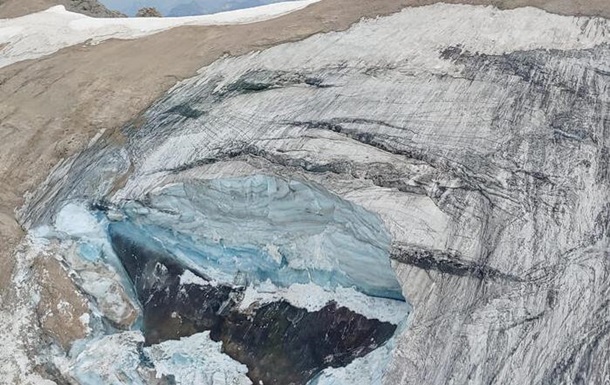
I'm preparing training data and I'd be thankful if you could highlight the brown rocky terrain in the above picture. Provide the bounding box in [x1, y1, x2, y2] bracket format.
[135, 6, 161, 17]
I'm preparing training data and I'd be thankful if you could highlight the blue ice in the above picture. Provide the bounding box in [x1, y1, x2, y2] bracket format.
[109, 175, 404, 300]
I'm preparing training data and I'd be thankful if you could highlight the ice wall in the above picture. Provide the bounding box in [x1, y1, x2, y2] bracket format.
[112, 175, 403, 300]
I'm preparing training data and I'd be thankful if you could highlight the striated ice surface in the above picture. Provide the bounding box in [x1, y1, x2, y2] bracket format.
[65, 332, 150, 385]
[112, 175, 403, 300]
[310, 337, 399, 385]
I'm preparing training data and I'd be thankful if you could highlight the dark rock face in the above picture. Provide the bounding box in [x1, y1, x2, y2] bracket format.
[108, 224, 237, 345]
[135, 7, 162, 18]
[213, 301, 396, 385]
[108, 223, 397, 385]
[63, 0, 126, 17]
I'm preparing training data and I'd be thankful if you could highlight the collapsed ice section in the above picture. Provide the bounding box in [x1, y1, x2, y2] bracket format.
[63, 331, 251, 385]
[112, 175, 403, 300]
[65, 332, 152, 385]
[35, 203, 140, 329]
[42, 174, 409, 384]
[145, 332, 251, 385]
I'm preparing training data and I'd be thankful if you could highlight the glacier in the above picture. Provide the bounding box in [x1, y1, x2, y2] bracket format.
[60, 331, 252, 385]
[33, 174, 409, 384]
[0, 0, 320, 69]
[10, 2, 610, 384]
[98, 0, 302, 17]
[109, 175, 403, 299]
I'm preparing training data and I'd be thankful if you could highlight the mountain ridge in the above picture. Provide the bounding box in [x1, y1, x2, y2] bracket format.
[0, 0, 124, 17]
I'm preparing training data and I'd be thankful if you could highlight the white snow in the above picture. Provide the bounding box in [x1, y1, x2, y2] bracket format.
[179, 270, 208, 286]
[240, 281, 410, 324]
[145, 332, 252, 385]
[64, 331, 149, 384]
[54, 202, 105, 239]
[0, 0, 320, 68]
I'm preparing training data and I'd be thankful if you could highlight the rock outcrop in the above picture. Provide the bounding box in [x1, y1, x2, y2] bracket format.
[65, 0, 125, 17]
[135, 6, 161, 17]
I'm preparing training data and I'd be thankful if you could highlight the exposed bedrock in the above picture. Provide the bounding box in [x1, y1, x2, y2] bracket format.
[16, 4, 610, 385]
[110, 222, 396, 384]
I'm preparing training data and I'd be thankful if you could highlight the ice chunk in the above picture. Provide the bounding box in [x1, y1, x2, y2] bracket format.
[240, 281, 410, 324]
[66, 331, 150, 385]
[179, 270, 208, 286]
[54, 203, 104, 239]
[145, 332, 251, 385]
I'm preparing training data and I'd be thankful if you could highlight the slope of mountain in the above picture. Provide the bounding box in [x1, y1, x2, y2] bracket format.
[2, 0, 610, 384]
[7, 2, 610, 384]
[0, 0, 124, 18]
[0, 0, 319, 69]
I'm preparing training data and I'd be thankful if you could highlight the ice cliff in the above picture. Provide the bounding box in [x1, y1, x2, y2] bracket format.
[12, 2, 610, 384]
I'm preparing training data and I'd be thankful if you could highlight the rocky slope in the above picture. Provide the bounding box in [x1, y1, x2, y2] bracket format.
[61, 0, 124, 17]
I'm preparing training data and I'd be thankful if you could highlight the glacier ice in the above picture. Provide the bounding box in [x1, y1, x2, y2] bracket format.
[64, 330, 251, 385]
[37, 175, 409, 384]
[145, 332, 251, 385]
[310, 337, 399, 385]
[45, 202, 141, 329]
[65, 332, 150, 385]
[110, 175, 403, 300]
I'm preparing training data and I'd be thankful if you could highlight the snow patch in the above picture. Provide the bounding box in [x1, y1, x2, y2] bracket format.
[0, 0, 320, 68]
[145, 332, 251, 385]
[179, 270, 208, 286]
[240, 281, 410, 324]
